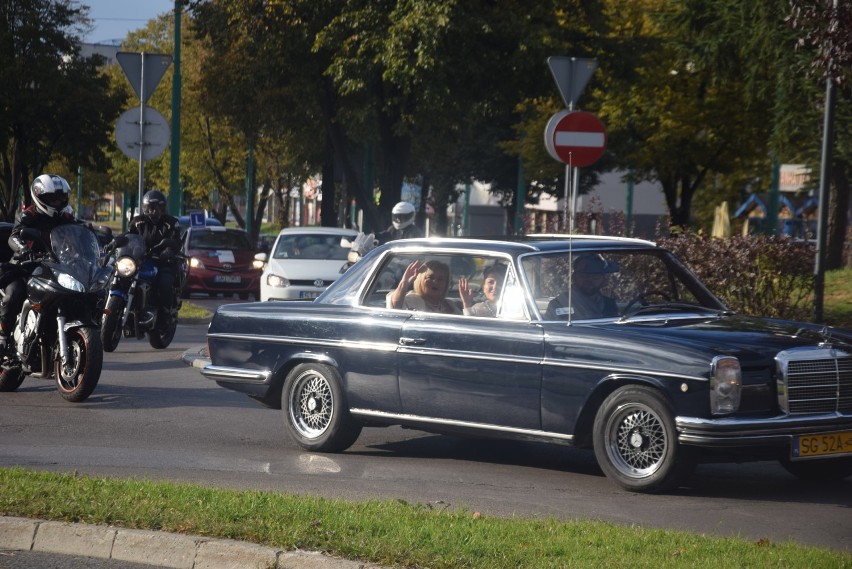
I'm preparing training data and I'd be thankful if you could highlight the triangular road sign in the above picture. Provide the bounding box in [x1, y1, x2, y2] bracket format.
[547, 56, 597, 108]
[116, 52, 173, 104]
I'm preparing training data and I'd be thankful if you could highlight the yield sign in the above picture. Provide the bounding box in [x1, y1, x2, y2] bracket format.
[116, 52, 173, 104]
[544, 110, 607, 167]
[547, 56, 597, 108]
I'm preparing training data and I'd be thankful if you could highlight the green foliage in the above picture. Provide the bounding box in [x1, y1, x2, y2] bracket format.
[0, 0, 123, 220]
[658, 232, 815, 321]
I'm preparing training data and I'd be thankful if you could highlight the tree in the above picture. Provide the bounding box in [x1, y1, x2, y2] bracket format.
[0, 0, 122, 220]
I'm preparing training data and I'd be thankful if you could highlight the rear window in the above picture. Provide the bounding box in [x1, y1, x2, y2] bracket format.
[188, 228, 252, 250]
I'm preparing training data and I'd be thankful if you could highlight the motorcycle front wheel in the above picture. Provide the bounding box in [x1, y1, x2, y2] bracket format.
[101, 296, 126, 352]
[55, 326, 103, 402]
[148, 308, 177, 349]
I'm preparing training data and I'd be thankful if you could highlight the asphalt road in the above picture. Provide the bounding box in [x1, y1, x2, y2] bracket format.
[0, 298, 849, 554]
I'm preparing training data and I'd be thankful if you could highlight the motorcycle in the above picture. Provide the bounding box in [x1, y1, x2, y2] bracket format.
[101, 235, 184, 352]
[0, 224, 114, 402]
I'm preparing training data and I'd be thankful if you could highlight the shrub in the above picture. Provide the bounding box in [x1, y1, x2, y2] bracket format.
[658, 232, 815, 321]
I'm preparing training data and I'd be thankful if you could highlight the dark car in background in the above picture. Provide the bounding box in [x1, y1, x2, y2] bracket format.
[201, 236, 852, 493]
[181, 225, 262, 299]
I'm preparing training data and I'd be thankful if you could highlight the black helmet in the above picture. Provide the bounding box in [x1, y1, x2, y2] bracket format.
[142, 190, 167, 223]
[31, 174, 71, 218]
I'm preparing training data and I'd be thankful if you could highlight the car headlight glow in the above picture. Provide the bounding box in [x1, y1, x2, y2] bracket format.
[267, 274, 289, 288]
[252, 259, 265, 270]
[710, 356, 741, 415]
[115, 256, 138, 277]
[57, 272, 85, 292]
[190, 257, 205, 270]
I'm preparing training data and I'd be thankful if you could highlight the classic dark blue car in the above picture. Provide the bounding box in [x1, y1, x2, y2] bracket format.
[202, 236, 852, 492]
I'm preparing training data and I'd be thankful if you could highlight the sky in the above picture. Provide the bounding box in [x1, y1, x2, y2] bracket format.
[82, 0, 177, 44]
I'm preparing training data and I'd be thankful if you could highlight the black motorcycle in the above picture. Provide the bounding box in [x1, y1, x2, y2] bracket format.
[101, 235, 183, 352]
[0, 224, 114, 402]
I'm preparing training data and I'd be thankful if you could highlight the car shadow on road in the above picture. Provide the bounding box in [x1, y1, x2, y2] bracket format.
[359, 433, 852, 506]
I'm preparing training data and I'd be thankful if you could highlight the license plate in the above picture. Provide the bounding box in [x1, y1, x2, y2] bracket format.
[213, 275, 241, 284]
[792, 431, 852, 459]
[300, 291, 320, 299]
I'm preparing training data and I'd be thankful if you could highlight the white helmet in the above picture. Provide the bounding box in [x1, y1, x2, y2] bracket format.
[31, 174, 71, 218]
[391, 201, 416, 230]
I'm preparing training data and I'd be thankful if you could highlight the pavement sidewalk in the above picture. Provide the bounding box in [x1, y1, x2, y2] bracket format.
[0, 516, 385, 568]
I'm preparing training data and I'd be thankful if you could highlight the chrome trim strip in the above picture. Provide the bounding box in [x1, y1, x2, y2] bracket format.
[206, 332, 397, 353]
[208, 332, 703, 381]
[201, 364, 271, 384]
[350, 408, 574, 442]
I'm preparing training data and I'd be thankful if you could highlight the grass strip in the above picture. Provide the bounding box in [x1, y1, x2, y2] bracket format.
[0, 467, 848, 568]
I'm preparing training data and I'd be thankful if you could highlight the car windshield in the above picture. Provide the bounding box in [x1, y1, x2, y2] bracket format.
[521, 248, 726, 321]
[272, 234, 350, 260]
[188, 229, 252, 251]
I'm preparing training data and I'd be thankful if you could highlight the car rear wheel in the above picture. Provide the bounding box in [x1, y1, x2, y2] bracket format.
[282, 363, 362, 452]
[593, 385, 694, 493]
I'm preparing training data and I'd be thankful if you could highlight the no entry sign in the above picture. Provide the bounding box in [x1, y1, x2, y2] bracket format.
[544, 110, 607, 167]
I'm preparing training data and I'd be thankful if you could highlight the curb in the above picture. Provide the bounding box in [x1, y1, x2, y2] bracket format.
[181, 344, 211, 370]
[0, 516, 384, 569]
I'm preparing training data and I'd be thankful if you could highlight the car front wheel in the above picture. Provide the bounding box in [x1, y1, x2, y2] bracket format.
[281, 363, 362, 452]
[593, 385, 694, 493]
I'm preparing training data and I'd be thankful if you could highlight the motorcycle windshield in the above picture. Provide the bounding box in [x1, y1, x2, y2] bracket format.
[50, 224, 103, 285]
[118, 233, 147, 260]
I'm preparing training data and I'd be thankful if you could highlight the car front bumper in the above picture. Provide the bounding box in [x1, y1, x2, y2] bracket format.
[677, 413, 852, 449]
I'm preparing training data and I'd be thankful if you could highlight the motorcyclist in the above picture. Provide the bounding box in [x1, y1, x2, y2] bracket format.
[126, 190, 182, 326]
[376, 201, 423, 244]
[0, 174, 78, 352]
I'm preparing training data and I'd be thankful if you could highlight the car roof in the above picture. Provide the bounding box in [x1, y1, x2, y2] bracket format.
[379, 235, 658, 255]
[177, 215, 223, 227]
[275, 227, 359, 237]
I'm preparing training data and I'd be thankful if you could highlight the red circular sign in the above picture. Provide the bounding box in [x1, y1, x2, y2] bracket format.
[544, 110, 607, 167]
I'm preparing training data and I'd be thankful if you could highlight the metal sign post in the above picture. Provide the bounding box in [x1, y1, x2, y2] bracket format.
[115, 51, 173, 215]
[546, 56, 598, 232]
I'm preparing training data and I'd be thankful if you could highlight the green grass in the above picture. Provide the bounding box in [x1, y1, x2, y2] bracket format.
[824, 268, 852, 329]
[0, 468, 847, 568]
[178, 300, 212, 322]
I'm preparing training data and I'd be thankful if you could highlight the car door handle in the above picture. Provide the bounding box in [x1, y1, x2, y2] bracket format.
[399, 337, 426, 346]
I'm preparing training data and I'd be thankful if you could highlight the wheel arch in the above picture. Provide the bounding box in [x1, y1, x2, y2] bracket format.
[573, 373, 675, 448]
[262, 352, 341, 409]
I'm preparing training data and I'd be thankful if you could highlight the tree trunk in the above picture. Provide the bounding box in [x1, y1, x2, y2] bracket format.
[320, 137, 337, 228]
[826, 161, 850, 270]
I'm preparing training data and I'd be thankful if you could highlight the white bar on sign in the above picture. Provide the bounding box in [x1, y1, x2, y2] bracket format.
[555, 131, 605, 148]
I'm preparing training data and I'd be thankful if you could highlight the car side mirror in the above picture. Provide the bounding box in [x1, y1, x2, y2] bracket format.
[254, 252, 267, 263]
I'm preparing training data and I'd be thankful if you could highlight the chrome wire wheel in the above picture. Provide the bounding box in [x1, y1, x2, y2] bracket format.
[604, 401, 667, 479]
[288, 369, 334, 440]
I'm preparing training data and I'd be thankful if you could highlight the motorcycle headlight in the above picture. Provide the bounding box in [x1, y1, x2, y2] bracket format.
[116, 256, 138, 277]
[710, 356, 741, 415]
[57, 272, 85, 293]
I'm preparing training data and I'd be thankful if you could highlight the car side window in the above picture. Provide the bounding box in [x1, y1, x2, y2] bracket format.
[364, 252, 525, 320]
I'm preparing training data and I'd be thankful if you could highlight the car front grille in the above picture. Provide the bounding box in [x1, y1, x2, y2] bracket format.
[776, 347, 852, 414]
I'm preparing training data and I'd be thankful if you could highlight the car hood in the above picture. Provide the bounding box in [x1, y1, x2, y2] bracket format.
[265, 258, 346, 281]
[613, 314, 852, 364]
[187, 248, 257, 268]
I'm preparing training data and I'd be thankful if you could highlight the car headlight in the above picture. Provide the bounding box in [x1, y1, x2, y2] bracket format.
[57, 272, 85, 292]
[267, 274, 290, 287]
[710, 356, 741, 415]
[115, 256, 138, 277]
[190, 257, 205, 270]
[252, 259, 265, 270]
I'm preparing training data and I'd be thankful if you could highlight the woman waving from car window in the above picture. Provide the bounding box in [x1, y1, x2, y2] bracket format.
[387, 259, 461, 314]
